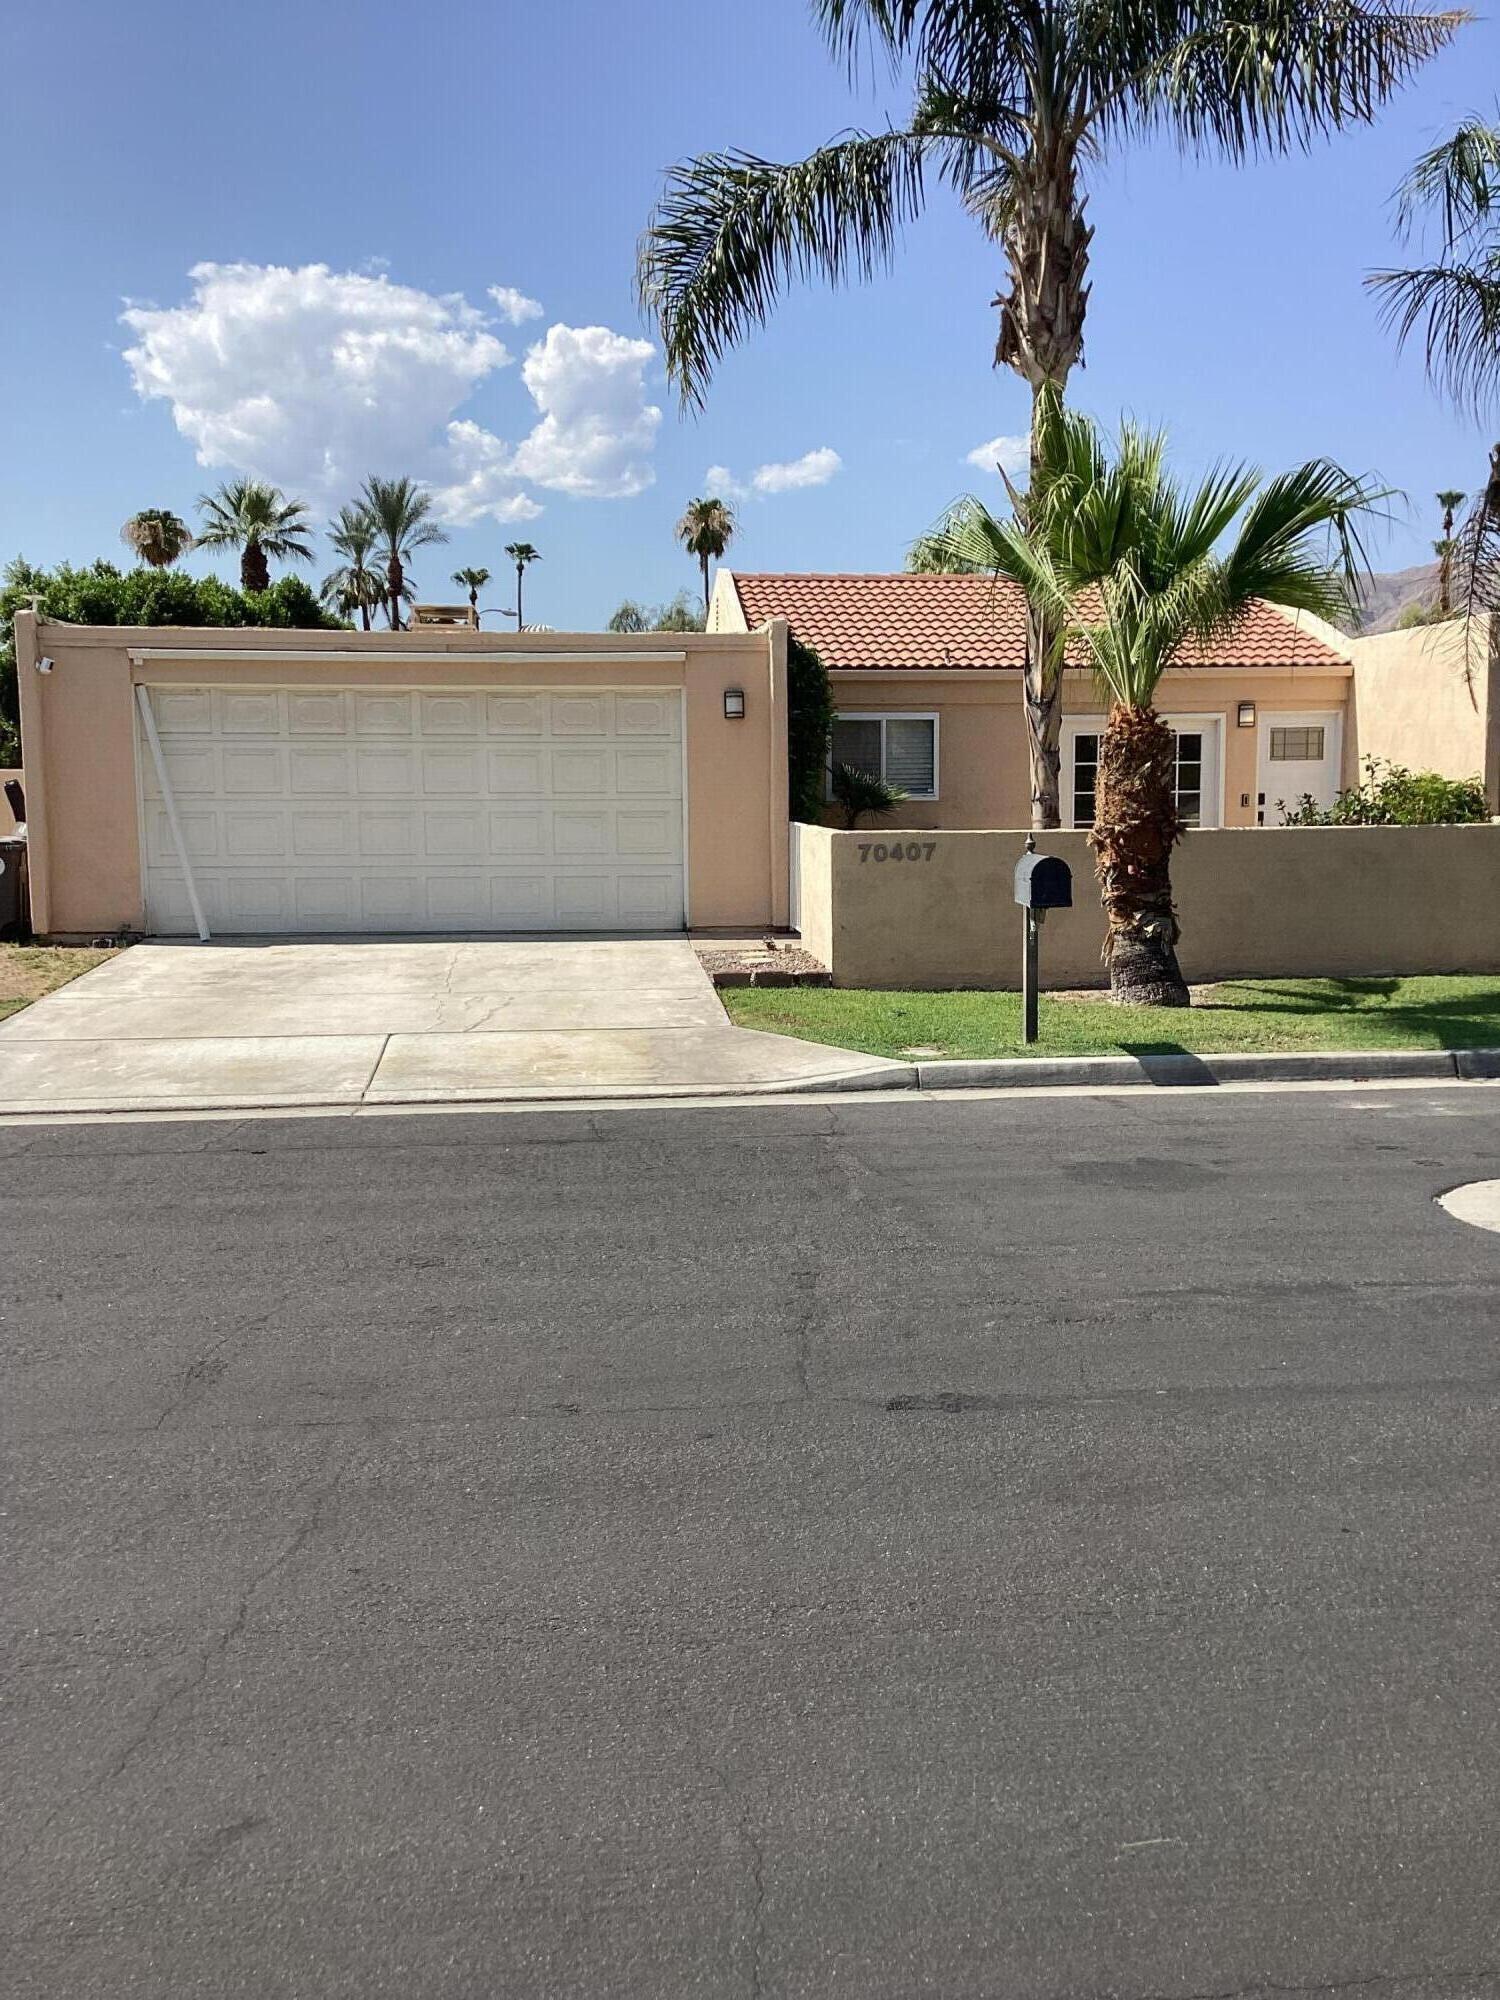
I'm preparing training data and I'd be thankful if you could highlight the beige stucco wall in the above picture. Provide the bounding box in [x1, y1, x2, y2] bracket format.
[824, 667, 1353, 829]
[16, 614, 789, 937]
[795, 820, 1500, 988]
[1348, 615, 1499, 808]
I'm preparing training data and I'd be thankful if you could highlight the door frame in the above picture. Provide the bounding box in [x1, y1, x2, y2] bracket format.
[1061, 712, 1226, 829]
[1255, 709, 1343, 825]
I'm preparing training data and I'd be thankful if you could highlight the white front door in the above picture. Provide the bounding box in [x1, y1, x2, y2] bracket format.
[1256, 711, 1342, 824]
[1063, 716, 1223, 828]
[138, 684, 686, 934]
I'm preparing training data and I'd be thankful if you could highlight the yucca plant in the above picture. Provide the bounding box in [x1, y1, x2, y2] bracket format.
[360, 477, 448, 630]
[639, 0, 1460, 827]
[120, 508, 193, 569]
[195, 480, 313, 593]
[941, 392, 1382, 1005]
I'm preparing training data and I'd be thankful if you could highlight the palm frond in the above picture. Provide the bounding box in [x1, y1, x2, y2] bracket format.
[637, 131, 930, 406]
[1393, 111, 1500, 246]
[1369, 258, 1500, 412]
[1137, 1, 1468, 158]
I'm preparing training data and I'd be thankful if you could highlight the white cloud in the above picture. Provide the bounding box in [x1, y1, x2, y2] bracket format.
[510, 324, 660, 500]
[430, 422, 544, 527]
[706, 447, 843, 501]
[753, 447, 842, 494]
[705, 462, 746, 500]
[489, 285, 544, 326]
[120, 262, 662, 527]
[965, 433, 1029, 478]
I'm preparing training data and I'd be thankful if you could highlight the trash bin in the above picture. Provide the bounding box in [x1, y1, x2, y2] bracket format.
[0, 833, 28, 938]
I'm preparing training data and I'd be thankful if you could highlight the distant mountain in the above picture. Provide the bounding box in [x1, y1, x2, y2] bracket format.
[1340, 561, 1440, 636]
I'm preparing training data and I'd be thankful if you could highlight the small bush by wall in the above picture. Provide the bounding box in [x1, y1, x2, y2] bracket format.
[1281, 755, 1487, 825]
[787, 634, 834, 823]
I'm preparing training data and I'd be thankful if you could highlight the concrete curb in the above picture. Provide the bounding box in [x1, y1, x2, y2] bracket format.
[915, 1048, 1489, 1091]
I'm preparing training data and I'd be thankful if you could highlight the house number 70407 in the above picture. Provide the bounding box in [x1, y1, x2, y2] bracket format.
[858, 842, 937, 863]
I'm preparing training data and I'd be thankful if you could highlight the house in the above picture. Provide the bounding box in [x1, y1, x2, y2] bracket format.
[14, 614, 791, 939]
[711, 570, 1357, 829]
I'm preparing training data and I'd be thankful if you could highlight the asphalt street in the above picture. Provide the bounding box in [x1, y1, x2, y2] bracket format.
[4, 1085, 1500, 1999]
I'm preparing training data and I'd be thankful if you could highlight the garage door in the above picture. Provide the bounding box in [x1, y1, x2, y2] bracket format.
[139, 685, 686, 933]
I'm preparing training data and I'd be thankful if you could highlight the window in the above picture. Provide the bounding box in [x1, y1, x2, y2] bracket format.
[1072, 732, 1100, 827]
[1270, 725, 1325, 762]
[829, 714, 938, 798]
[1174, 730, 1204, 828]
[1068, 722, 1216, 827]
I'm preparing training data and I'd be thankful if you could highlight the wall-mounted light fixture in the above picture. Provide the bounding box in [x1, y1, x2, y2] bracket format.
[36, 656, 54, 675]
[724, 687, 746, 720]
[1237, 700, 1256, 728]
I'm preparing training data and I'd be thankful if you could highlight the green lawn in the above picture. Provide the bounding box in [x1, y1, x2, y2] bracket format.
[723, 976, 1500, 1060]
[0, 943, 120, 1023]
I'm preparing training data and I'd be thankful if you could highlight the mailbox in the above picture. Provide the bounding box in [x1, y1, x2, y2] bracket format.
[1014, 851, 1073, 911]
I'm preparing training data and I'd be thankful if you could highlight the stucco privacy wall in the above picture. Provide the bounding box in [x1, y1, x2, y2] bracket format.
[794, 821, 1500, 988]
[0, 772, 20, 837]
[1348, 615, 1499, 809]
[15, 614, 789, 937]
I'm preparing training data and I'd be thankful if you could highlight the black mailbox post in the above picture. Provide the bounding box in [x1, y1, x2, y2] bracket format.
[1013, 836, 1073, 1043]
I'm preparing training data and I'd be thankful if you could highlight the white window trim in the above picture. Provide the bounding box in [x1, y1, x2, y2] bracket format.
[827, 711, 940, 800]
[1062, 713, 1226, 829]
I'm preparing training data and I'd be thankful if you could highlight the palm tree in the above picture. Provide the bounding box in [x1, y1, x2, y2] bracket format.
[195, 480, 314, 593]
[1369, 114, 1500, 417]
[120, 508, 193, 569]
[639, 0, 1460, 826]
[940, 392, 1381, 1005]
[1433, 489, 1468, 613]
[452, 566, 490, 621]
[676, 497, 736, 614]
[319, 505, 386, 632]
[1371, 117, 1500, 638]
[505, 542, 541, 630]
[360, 477, 448, 631]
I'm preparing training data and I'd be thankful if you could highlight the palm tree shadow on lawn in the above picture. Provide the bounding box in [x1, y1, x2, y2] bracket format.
[1173, 979, 1499, 1048]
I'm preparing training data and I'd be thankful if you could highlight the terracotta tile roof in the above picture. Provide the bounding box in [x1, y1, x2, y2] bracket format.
[726, 572, 1350, 673]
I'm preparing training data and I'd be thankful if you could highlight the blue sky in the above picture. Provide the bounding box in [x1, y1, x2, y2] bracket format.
[2, 0, 1493, 629]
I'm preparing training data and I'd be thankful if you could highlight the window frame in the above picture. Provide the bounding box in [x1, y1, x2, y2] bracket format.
[827, 711, 941, 801]
[1269, 724, 1327, 764]
[1061, 713, 1225, 829]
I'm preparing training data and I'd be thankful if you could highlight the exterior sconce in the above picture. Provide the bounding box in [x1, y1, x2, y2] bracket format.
[1237, 701, 1256, 728]
[724, 687, 746, 720]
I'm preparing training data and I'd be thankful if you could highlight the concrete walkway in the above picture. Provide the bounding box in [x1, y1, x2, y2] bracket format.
[0, 938, 901, 1114]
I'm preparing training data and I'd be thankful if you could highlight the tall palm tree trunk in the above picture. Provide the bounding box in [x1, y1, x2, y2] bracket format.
[1000, 153, 1091, 830]
[242, 543, 270, 594]
[388, 555, 404, 631]
[359, 598, 371, 633]
[1090, 704, 1190, 1007]
[700, 550, 711, 616]
[515, 564, 525, 631]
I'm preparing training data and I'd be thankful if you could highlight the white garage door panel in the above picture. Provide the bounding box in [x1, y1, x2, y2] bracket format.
[141, 685, 685, 934]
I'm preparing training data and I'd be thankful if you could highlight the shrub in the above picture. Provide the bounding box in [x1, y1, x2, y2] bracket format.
[0, 558, 343, 761]
[787, 633, 834, 822]
[829, 760, 907, 829]
[1279, 755, 1488, 825]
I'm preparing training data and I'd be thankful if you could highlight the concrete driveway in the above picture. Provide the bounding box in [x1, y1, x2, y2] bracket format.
[0, 939, 899, 1114]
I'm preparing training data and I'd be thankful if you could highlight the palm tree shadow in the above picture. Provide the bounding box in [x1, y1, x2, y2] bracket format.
[1187, 979, 1500, 1049]
[1116, 1041, 1220, 1086]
